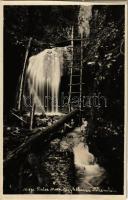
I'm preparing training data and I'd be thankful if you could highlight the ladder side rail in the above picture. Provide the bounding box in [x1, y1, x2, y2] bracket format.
[68, 26, 74, 111]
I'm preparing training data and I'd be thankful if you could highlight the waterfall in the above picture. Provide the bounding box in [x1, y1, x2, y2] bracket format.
[26, 47, 63, 115]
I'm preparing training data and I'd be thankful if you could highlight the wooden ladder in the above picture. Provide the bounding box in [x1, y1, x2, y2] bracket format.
[68, 26, 84, 113]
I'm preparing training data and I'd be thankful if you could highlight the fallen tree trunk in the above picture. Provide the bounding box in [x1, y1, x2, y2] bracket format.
[4, 109, 79, 165]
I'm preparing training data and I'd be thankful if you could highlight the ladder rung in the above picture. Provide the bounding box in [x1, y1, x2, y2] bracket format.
[72, 75, 80, 77]
[65, 59, 83, 61]
[68, 67, 84, 69]
[69, 101, 83, 104]
[68, 38, 85, 41]
[71, 92, 80, 94]
[68, 83, 85, 86]
[69, 83, 80, 86]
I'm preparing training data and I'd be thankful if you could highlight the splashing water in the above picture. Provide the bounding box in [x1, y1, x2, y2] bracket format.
[26, 47, 64, 114]
[61, 127, 106, 190]
[73, 141, 105, 189]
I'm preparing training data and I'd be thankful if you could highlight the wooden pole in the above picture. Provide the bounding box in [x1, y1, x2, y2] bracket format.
[29, 99, 36, 130]
[11, 112, 27, 124]
[17, 37, 32, 111]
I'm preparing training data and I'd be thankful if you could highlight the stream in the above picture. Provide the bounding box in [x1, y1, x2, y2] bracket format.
[59, 127, 106, 193]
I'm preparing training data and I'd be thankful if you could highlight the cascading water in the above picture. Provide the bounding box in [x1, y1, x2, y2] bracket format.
[26, 47, 64, 115]
[60, 127, 106, 191]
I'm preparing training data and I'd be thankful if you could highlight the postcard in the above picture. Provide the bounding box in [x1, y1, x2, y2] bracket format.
[0, 1, 127, 200]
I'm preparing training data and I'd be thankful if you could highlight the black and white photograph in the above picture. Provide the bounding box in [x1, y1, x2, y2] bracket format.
[3, 1, 126, 196]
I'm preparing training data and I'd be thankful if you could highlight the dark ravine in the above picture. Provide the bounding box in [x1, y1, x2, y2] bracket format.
[3, 125, 106, 194]
[3, 119, 123, 194]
